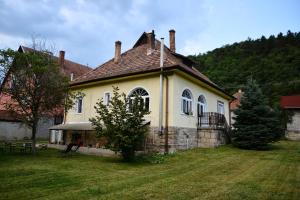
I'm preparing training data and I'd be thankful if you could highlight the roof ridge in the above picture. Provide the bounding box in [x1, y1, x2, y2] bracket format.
[19, 45, 91, 69]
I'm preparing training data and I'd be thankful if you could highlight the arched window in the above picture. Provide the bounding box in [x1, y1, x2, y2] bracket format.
[129, 88, 150, 112]
[181, 89, 193, 115]
[197, 95, 207, 116]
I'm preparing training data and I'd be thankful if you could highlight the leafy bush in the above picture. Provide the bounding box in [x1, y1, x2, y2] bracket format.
[90, 86, 149, 161]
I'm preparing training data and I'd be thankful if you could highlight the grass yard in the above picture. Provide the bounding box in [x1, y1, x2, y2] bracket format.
[0, 140, 299, 200]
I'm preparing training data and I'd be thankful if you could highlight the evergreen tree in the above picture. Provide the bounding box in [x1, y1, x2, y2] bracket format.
[232, 79, 283, 149]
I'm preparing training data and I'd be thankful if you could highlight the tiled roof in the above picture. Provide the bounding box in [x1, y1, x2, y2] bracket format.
[20, 46, 92, 79]
[70, 32, 226, 96]
[230, 90, 243, 110]
[0, 46, 92, 121]
[280, 95, 300, 108]
[0, 110, 21, 122]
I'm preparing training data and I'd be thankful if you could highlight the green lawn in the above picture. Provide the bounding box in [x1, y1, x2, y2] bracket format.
[0, 141, 299, 200]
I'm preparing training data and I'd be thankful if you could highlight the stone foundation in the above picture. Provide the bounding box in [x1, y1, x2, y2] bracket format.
[146, 126, 228, 152]
[197, 128, 227, 148]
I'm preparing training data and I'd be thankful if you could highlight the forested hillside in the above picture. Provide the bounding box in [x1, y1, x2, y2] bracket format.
[189, 31, 300, 107]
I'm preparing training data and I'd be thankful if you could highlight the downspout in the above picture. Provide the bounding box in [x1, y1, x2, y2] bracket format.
[159, 38, 164, 134]
[164, 75, 169, 154]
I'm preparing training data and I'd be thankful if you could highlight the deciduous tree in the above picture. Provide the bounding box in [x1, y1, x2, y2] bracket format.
[90, 86, 149, 161]
[0, 43, 77, 154]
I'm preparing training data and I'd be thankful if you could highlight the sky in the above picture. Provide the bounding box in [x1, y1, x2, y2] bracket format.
[0, 0, 299, 68]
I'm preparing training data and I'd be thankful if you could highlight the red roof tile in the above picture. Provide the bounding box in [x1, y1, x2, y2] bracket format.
[230, 90, 243, 110]
[280, 96, 300, 108]
[0, 46, 92, 121]
[20, 46, 92, 79]
[71, 32, 230, 98]
[0, 110, 22, 122]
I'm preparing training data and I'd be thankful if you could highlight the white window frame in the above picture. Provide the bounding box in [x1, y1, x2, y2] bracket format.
[181, 89, 193, 115]
[217, 101, 225, 115]
[103, 92, 111, 106]
[128, 87, 150, 112]
[75, 97, 83, 114]
[197, 94, 207, 116]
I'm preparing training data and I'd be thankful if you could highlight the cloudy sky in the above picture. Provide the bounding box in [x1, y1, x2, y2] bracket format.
[0, 0, 299, 68]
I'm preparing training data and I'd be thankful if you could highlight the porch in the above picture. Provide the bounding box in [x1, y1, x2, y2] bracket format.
[197, 112, 229, 129]
[49, 123, 106, 148]
[197, 112, 231, 147]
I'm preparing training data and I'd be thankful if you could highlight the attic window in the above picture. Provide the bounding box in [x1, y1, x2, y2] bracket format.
[70, 73, 74, 81]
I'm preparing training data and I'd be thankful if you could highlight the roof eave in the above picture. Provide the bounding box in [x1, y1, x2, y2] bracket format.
[70, 65, 234, 99]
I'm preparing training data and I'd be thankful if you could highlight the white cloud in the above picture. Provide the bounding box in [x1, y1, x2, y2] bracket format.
[0, 0, 299, 67]
[180, 32, 216, 56]
[0, 32, 30, 49]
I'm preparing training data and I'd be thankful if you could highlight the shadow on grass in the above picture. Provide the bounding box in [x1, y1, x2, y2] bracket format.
[228, 141, 286, 152]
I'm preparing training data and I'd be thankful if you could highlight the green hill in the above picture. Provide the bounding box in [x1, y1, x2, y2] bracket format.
[189, 31, 300, 107]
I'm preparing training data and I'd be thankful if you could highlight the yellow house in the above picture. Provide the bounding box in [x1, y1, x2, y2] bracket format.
[50, 30, 233, 152]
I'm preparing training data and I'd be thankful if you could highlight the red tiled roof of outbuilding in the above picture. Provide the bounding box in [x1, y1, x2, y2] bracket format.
[280, 95, 300, 109]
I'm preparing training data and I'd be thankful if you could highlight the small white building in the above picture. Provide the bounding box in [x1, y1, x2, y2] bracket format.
[280, 96, 300, 140]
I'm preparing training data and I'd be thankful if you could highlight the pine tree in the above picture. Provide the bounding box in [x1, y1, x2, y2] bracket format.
[232, 79, 283, 149]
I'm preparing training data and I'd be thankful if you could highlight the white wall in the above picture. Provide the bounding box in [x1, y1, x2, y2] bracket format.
[287, 111, 300, 131]
[0, 117, 54, 140]
[66, 75, 162, 126]
[66, 71, 231, 130]
[171, 73, 230, 128]
[0, 121, 32, 140]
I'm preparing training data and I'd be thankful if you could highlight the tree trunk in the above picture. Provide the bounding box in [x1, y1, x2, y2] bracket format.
[31, 122, 37, 155]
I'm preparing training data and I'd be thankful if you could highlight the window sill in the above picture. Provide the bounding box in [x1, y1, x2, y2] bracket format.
[180, 112, 195, 117]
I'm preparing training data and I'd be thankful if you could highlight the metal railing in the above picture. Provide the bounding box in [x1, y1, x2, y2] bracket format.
[197, 112, 226, 129]
[197, 112, 232, 143]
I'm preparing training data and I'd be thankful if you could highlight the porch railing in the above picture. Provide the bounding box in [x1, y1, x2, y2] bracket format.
[197, 112, 226, 129]
[198, 112, 232, 143]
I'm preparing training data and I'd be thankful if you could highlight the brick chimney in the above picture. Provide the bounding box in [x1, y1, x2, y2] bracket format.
[59, 50, 65, 67]
[169, 29, 176, 53]
[147, 30, 155, 54]
[114, 41, 121, 63]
